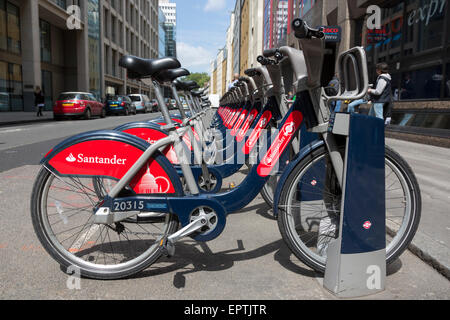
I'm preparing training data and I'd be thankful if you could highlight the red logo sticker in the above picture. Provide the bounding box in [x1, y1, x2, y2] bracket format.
[243, 111, 272, 155]
[257, 111, 303, 177]
[363, 221, 372, 230]
[231, 110, 248, 136]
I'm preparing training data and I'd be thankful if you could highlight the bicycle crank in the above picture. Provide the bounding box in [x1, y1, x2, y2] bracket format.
[161, 206, 220, 257]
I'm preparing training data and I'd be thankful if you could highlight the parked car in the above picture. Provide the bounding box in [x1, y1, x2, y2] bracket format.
[170, 99, 177, 110]
[105, 95, 136, 116]
[128, 94, 152, 113]
[53, 92, 106, 120]
[150, 99, 159, 112]
[165, 98, 176, 110]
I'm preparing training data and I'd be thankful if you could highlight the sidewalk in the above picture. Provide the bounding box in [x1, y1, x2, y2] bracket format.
[0, 112, 54, 126]
[386, 138, 450, 279]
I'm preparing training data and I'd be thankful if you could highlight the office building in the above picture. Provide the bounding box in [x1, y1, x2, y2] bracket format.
[159, 0, 176, 58]
[0, 0, 160, 113]
[159, 0, 176, 25]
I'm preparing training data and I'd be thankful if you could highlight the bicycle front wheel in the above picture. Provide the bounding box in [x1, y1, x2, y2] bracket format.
[31, 167, 179, 280]
[277, 145, 421, 273]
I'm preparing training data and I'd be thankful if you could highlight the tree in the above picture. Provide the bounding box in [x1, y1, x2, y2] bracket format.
[183, 73, 210, 88]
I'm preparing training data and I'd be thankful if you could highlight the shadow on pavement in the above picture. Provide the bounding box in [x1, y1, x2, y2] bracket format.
[131, 239, 316, 288]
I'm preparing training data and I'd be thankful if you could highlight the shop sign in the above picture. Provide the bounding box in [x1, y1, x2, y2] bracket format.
[407, 0, 446, 27]
[320, 26, 342, 42]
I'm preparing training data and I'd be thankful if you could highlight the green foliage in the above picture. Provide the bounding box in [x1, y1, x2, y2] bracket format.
[183, 73, 210, 88]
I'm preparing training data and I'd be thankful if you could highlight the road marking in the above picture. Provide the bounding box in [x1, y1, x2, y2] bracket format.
[0, 128, 24, 134]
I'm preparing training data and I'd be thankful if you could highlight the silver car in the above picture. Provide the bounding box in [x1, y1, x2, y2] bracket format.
[128, 94, 152, 113]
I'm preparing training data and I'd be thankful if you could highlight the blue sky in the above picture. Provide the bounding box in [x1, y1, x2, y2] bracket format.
[175, 0, 236, 74]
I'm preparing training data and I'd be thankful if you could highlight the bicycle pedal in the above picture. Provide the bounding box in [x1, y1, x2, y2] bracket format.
[160, 237, 175, 258]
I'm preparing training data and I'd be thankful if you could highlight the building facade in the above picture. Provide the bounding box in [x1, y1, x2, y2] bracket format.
[158, 7, 166, 58]
[239, 0, 250, 76]
[159, 0, 176, 58]
[0, 0, 160, 113]
[225, 12, 235, 87]
[159, 0, 176, 25]
[103, 0, 159, 98]
[248, 0, 264, 68]
[293, 0, 450, 144]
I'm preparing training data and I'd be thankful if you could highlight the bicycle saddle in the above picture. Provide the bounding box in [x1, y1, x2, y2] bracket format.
[154, 68, 190, 83]
[174, 80, 199, 91]
[244, 68, 261, 77]
[191, 89, 205, 97]
[119, 55, 181, 79]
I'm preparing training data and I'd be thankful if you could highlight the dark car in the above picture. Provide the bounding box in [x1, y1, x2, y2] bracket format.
[105, 95, 136, 116]
[165, 98, 176, 110]
[150, 99, 159, 112]
[53, 92, 106, 120]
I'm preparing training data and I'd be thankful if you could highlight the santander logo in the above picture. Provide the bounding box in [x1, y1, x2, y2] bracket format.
[66, 153, 76, 163]
[65, 153, 127, 165]
[283, 122, 296, 136]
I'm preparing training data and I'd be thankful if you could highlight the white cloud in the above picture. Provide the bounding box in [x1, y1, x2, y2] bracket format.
[204, 0, 226, 12]
[177, 42, 215, 73]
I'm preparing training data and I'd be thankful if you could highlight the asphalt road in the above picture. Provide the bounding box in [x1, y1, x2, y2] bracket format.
[0, 117, 449, 300]
[0, 113, 162, 173]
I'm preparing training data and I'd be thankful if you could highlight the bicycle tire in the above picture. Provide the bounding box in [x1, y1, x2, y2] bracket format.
[277, 145, 421, 273]
[31, 167, 179, 280]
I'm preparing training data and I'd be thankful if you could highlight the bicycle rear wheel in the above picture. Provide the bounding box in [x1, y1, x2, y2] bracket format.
[31, 167, 178, 280]
[277, 145, 421, 273]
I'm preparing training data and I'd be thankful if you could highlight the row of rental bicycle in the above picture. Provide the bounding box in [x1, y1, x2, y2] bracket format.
[30, 19, 421, 280]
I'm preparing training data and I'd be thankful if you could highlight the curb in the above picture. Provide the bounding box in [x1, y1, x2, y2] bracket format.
[387, 225, 450, 280]
[0, 118, 54, 127]
[407, 230, 450, 280]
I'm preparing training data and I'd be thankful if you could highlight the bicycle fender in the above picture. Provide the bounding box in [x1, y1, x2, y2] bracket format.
[272, 139, 324, 218]
[41, 130, 184, 197]
[115, 122, 195, 163]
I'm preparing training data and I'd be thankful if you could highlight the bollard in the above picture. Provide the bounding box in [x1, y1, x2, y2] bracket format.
[323, 113, 386, 298]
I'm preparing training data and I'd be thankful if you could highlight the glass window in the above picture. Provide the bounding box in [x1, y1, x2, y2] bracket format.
[8, 63, 23, 111]
[6, 2, 20, 54]
[0, 61, 8, 111]
[41, 70, 53, 110]
[88, 0, 101, 99]
[400, 65, 443, 100]
[0, 0, 7, 51]
[40, 20, 52, 63]
[405, 0, 446, 53]
[445, 63, 450, 98]
[58, 93, 81, 100]
[300, 0, 315, 18]
[391, 111, 450, 130]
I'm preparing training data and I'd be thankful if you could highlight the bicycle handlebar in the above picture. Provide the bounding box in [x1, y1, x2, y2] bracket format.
[263, 48, 277, 58]
[292, 18, 324, 39]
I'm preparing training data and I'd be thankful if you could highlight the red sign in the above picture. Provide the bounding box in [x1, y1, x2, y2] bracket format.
[236, 109, 259, 142]
[243, 111, 272, 155]
[231, 110, 248, 136]
[257, 111, 303, 177]
[48, 140, 175, 194]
